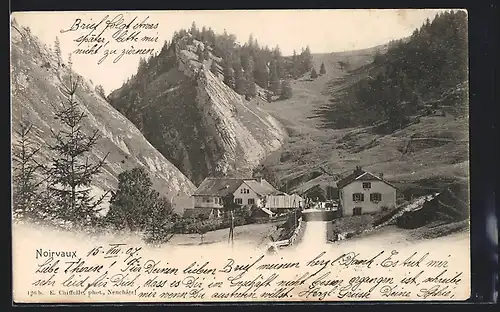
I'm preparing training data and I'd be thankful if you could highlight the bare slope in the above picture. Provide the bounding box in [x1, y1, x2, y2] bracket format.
[11, 22, 196, 203]
[109, 38, 287, 185]
[258, 47, 468, 196]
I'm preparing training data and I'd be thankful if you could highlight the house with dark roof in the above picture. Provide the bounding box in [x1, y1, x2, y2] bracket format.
[191, 177, 283, 218]
[337, 166, 397, 217]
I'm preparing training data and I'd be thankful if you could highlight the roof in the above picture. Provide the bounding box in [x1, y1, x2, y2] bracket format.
[193, 177, 280, 197]
[337, 168, 396, 189]
[243, 180, 281, 196]
[193, 178, 244, 197]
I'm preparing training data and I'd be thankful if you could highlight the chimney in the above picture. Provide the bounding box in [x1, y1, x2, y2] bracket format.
[354, 165, 362, 173]
[379, 173, 384, 180]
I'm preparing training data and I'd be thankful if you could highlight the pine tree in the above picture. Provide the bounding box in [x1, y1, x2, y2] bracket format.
[12, 121, 44, 221]
[254, 57, 268, 89]
[373, 50, 385, 64]
[273, 45, 285, 79]
[46, 72, 109, 227]
[320, 62, 326, 75]
[291, 50, 300, 79]
[280, 79, 293, 99]
[223, 62, 235, 89]
[247, 34, 255, 49]
[54, 36, 61, 65]
[196, 45, 204, 62]
[235, 69, 246, 95]
[246, 56, 255, 75]
[190, 21, 198, 38]
[106, 167, 171, 232]
[301, 46, 313, 73]
[201, 26, 207, 42]
[268, 61, 281, 95]
[311, 67, 318, 79]
[245, 73, 257, 99]
[240, 52, 250, 73]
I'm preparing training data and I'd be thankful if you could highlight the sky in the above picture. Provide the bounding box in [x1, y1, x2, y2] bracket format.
[12, 9, 448, 95]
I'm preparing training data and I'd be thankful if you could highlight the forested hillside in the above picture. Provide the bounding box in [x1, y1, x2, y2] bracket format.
[108, 23, 289, 185]
[317, 10, 468, 132]
[110, 22, 314, 104]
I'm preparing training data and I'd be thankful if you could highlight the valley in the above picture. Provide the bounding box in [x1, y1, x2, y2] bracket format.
[10, 10, 476, 304]
[11, 10, 469, 243]
[256, 47, 468, 199]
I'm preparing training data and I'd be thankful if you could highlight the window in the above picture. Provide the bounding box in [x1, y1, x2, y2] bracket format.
[370, 193, 382, 202]
[248, 198, 255, 205]
[353, 207, 362, 216]
[235, 198, 243, 205]
[203, 196, 210, 203]
[352, 193, 364, 202]
[362, 182, 371, 189]
[240, 188, 249, 194]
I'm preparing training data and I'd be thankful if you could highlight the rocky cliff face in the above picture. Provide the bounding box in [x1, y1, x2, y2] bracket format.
[108, 38, 287, 185]
[10, 21, 196, 203]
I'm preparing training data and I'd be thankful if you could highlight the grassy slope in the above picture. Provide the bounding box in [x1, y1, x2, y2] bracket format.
[254, 46, 469, 196]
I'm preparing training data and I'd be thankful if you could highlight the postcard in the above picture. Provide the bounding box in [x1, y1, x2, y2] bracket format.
[11, 9, 470, 303]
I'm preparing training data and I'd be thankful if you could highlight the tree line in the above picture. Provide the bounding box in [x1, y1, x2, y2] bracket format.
[12, 60, 261, 242]
[114, 22, 317, 103]
[12, 67, 257, 242]
[13, 27, 307, 244]
[319, 10, 468, 132]
[13, 64, 109, 229]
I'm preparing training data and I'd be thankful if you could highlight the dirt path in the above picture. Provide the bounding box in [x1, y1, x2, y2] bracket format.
[300, 221, 328, 246]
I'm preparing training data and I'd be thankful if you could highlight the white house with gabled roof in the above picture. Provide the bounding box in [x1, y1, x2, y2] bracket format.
[188, 177, 300, 219]
[337, 166, 397, 217]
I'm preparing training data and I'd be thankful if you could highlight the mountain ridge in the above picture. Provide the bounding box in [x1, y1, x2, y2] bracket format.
[253, 16, 468, 199]
[108, 36, 287, 185]
[10, 21, 196, 207]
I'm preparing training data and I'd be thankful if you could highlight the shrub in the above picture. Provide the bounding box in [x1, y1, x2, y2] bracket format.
[311, 68, 318, 79]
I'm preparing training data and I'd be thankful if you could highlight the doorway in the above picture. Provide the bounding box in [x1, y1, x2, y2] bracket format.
[353, 207, 362, 216]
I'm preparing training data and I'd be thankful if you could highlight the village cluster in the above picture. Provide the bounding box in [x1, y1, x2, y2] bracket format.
[172, 166, 397, 222]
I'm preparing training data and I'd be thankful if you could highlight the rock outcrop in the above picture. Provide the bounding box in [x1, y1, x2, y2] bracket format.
[108, 38, 287, 185]
[10, 21, 196, 206]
